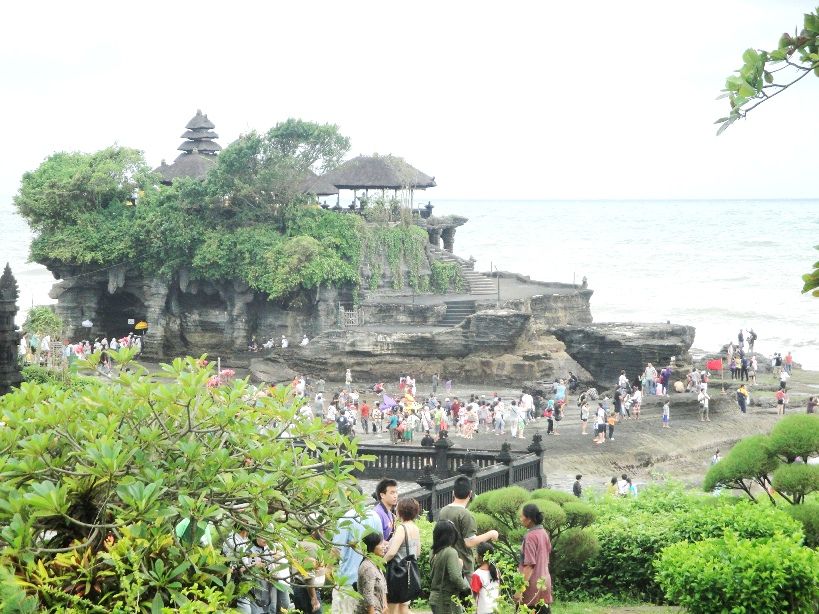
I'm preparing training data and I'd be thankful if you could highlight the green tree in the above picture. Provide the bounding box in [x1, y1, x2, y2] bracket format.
[14, 146, 151, 232]
[704, 416, 819, 505]
[0, 351, 368, 612]
[22, 306, 63, 338]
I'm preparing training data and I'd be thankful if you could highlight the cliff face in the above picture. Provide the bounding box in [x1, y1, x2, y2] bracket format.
[47, 264, 341, 358]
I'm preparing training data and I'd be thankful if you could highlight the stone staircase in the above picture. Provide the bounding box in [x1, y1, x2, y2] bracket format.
[440, 300, 477, 327]
[428, 246, 496, 295]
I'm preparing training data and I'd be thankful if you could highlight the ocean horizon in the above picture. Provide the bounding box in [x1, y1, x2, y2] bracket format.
[2, 198, 818, 369]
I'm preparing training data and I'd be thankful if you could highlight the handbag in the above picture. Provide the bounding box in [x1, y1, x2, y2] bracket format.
[385, 526, 422, 603]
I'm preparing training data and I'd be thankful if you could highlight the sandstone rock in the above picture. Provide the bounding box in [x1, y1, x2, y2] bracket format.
[551, 323, 696, 386]
[249, 358, 297, 385]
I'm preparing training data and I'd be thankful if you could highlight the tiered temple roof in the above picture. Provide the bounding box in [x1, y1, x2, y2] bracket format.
[155, 110, 220, 183]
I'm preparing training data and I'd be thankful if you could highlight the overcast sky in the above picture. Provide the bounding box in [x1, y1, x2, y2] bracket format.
[1, 0, 817, 202]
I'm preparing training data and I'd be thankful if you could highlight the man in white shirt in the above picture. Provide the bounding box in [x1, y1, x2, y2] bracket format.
[300, 335, 309, 346]
[281, 335, 289, 348]
[618, 370, 628, 389]
[617, 474, 629, 496]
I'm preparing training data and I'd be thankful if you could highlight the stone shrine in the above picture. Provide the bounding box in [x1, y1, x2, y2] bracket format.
[0, 264, 22, 396]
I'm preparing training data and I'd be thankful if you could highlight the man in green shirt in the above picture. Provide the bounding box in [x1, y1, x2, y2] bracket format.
[438, 476, 499, 574]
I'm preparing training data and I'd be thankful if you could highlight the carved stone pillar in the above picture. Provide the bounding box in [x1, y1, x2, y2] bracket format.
[0, 264, 22, 396]
[427, 228, 442, 248]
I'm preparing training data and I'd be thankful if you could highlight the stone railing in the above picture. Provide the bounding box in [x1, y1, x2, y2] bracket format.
[357, 434, 547, 519]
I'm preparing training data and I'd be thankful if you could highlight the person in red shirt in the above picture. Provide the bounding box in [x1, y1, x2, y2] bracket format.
[775, 389, 787, 416]
[360, 401, 371, 434]
[451, 398, 461, 425]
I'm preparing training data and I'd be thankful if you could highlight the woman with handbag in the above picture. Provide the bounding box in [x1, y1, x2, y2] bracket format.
[357, 532, 388, 614]
[384, 499, 422, 614]
[428, 520, 471, 614]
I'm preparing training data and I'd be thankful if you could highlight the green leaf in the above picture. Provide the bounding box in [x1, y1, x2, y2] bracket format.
[151, 592, 164, 614]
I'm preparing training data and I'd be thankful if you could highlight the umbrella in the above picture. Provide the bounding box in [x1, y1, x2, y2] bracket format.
[380, 394, 397, 411]
[81, 319, 93, 328]
[134, 321, 149, 330]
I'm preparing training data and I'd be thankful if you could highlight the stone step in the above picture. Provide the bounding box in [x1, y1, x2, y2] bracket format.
[441, 300, 477, 326]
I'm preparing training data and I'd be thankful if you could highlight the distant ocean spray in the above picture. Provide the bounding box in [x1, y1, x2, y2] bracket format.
[2, 199, 818, 369]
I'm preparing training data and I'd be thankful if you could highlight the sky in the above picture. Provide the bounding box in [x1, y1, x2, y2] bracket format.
[1, 0, 817, 203]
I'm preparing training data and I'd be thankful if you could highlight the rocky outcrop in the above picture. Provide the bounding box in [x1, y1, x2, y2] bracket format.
[551, 323, 696, 385]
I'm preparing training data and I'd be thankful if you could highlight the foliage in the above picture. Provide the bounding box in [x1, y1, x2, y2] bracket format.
[22, 306, 63, 338]
[20, 365, 95, 391]
[773, 463, 819, 504]
[804, 245, 819, 297]
[703, 434, 779, 503]
[14, 146, 151, 232]
[16, 124, 445, 302]
[655, 532, 819, 613]
[786, 502, 819, 548]
[768, 414, 819, 462]
[704, 416, 819, 504]
[471, 486, 597, 581]
[0, 352, 368, 612]
[717, 7, 819, 135]
[559, 485, 802, 603]
[430, 261, 465, 294]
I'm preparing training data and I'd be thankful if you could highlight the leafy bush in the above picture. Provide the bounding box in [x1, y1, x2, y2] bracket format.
[22, 306, 63, 338]
[768, 414, 819, 463]
[0, 354, 365, 612]
[786, 503, 819, 548]
[20, 365, 95, 390]
[670, 498, 803, 543]
[550, 527, 599, 578]
[773, 463, 819, 503]
[655, 532, 819, 613]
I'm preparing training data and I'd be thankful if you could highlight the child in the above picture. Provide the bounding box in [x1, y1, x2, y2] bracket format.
[662, 400, 670, 428]
[471, 543, 500, 614]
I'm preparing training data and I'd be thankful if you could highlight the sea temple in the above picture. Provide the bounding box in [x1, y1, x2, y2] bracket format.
[39, 111, 694, 386]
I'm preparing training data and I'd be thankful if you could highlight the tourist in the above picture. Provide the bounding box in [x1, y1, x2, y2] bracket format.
[748, 356, 758, 385]
[617, 474, 629, 496]
[384, 499, 422, 614]
[29, 332, 39, 363]
[371, 405, 383, 433]
[779, 368, 790, 390]
[356, 532, 388, 614]
[775, 388, 786, 416]
[572, 475, 583, 498]
[711, 449, 721, 465]
[729, 356, 737, 380]
[593, 403, 606, 445]
[606, 477, 617, 496]
[806, 396, 817, 414]
[544, 401, 555, 435]
[432, 372, 439, 395]
[740, 355, 749, 381]
[421, 430, 435, 446]
[662, 400, 670, 428]
[516, 400, 527, 439]
[281, 335, 289, 349]
[627, 477, 638, 497]
[736, 384, 749, 414]
[438, 476, 499, 575]
[428, 520, 471, 614]
[387, 411, 399, 443]
[643, 363, 657, 395]
[509, 400, 519, 438]
[360, 400, 370, 434]
[493, 402, 505, 435]
[618, 370, 628, 389]
[631, 386, 642, 420]
[553, 379, 566, 405]
[579, 401, 589, 434]
[330, 491, 382, 614]
[248, 535, 290, 614]
[698, 388, 711, 422]
[773, 352, 782, 378]
[471, 543, 500, 614]
[785, 351, 793, 374]
[292, 528, 326, 614]
[514, 503, 553, 614]
[373, 479, 398, 541]
[346, 368, 353, 388]
[606, 410, 617, 441]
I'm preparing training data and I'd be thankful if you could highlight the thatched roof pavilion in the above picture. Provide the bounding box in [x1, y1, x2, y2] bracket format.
[296, 170, 339, 196]
[155, 110, 220, 184]
[322, 155, 436, 190]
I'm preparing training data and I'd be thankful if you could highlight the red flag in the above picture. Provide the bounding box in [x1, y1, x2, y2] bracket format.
[706, 358, 723, 371]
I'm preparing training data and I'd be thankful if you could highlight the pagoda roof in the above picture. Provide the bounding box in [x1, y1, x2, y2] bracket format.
[0, 263, 19, 301]
[322, 155, 436, 190]
[186, 109, 215, 130]
[180, 128, 219, 140]
[178, 139, 221, 153]
[154, 152, 217, 183]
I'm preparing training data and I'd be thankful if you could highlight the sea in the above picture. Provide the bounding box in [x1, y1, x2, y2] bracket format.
[2, 199, 818, 369]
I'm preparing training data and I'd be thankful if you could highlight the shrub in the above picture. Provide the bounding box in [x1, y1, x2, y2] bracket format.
[786, 503, 819, 548]
[671, 498, 803, 542]
[550, 527, 600, 578]
[768, 414, 819, 463]
[530, 488, 575, 505]
[22, 306, 63, 338]
[0, 355, 364, 612]
[655, 532, 819, 613]
[20, 365, 95, 390]
[773, 462, 819, 504]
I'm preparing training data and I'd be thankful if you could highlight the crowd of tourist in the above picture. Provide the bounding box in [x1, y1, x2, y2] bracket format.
[222, 476, 553, 614]
[18, 331, 143, 372]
